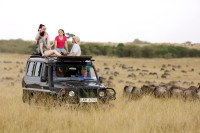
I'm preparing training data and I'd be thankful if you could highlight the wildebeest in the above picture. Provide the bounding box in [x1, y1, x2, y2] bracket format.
[169, 86, 184, 98]
[141, 84, 156, 95]
[123, 86, 133, 97]
[154, 86, 169, 98]
[183, 86, 198, 100]
[196, 87, 200, 99]
[131, 86, 142, 100]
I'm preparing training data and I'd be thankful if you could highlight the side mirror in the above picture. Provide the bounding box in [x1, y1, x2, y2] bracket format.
[99, 76, 104, 83]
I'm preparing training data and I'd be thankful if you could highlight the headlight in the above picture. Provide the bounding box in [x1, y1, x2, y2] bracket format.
[99, 91, 105, 97]
[106, 89, 114, 96]
[69, 91, 75, 97]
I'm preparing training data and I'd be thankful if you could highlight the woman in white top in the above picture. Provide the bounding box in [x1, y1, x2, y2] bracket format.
[68, 36, 81, 56]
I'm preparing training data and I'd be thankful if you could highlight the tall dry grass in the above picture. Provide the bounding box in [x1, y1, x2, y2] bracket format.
[1, 53, 200, 133]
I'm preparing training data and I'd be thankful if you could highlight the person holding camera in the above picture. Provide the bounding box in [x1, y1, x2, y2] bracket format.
[54, 29, 68, 55]
[34, 24, 51, 55]
[35, 24, 50, 45]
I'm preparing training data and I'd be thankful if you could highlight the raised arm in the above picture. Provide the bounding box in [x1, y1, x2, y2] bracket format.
[35, 32, 40, 41]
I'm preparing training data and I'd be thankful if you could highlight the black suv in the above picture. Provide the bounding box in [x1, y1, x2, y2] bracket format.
[22, 55, 116, 105]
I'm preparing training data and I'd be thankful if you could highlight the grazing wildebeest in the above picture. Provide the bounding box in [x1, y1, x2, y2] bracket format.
[183, 86, 198, 100]
[141, 84, 156, 95]
[181, 70, 187, 73]
[3, 60, 12, 63]
[127, 73, 136, 78]
[103, 63, 107, 66]
[104, 67, 110, 70]
[162, 64, 166, 68]
[196, 86, 200, 99]
[188, 86, 198, 90]
[108, 76, 114, 80]
[169, 86, 184, 98]
[123, 86, 133, 97]
[131, 86, 142, 100]
[161, 74, 167, 79]
[160, 68, 165, 71]
[149, 72, 158, 76]
[136, 68, 140, 71]
[121, 64, 127, 69]
[154, 86, 169, 98]
[113, 71, 119, 76]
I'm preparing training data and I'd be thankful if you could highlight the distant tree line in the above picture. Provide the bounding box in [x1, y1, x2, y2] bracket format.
[80, 43, 200, 58]
[0, 39, 200, 58]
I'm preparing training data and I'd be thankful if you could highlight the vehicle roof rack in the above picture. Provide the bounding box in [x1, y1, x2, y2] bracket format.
[30, 55, 42, 58]
[29, 55, 94, 62]
[57, 56, 93, 61]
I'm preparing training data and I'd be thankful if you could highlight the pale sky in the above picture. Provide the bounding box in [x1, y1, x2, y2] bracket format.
[0, 0, 199, 43]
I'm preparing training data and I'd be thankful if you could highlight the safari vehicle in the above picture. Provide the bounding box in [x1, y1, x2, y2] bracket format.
[22, 55, 116, 105]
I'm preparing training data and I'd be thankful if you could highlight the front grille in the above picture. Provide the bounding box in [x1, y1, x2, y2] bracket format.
[79, 88, 98, 98]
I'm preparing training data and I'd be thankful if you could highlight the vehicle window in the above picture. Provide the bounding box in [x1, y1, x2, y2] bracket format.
[89, 67, 97, 80]
[53, 64, 97, 81]
[34, 62, 42, 77]
[27, 62, 34, 76]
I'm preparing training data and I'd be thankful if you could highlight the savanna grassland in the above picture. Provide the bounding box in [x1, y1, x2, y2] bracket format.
[1, 53, 200, 133]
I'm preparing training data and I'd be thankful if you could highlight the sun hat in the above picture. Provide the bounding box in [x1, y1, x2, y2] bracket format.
[72, 36, 80, 44]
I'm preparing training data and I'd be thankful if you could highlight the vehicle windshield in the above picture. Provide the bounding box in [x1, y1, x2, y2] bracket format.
[53, 62, 98, 82]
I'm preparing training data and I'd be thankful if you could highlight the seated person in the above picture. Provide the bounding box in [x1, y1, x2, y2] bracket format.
[56, 67, 65, 77]
[39, 31, 61, 57]
[68, 36, 81, 56]
[78, 67, 91, 80]
[54, 29, 68, 55]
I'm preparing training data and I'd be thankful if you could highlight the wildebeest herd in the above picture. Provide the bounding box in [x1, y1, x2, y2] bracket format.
[124, 82, 200, 100]
[97, 61, 200, 101]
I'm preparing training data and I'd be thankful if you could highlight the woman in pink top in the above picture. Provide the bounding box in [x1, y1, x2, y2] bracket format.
[54, 29, 68, 55]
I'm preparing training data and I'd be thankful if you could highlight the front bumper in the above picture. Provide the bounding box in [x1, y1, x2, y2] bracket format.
[57, 87, 116, 104]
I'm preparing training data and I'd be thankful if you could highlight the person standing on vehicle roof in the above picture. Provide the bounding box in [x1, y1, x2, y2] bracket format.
[54, 29, 68, 55]
[68, 36, 81, 56]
